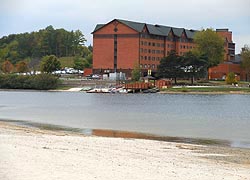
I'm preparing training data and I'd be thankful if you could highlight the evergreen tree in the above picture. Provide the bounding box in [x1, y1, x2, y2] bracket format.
[157, 51, 183, 84]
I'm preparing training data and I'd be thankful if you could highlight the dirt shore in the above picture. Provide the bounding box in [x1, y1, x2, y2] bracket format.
[0, 121, 249, 180]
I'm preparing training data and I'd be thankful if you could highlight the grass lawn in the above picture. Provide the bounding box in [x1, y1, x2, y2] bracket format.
[58, 57, 74, 68]
[162, 86, 250, 93]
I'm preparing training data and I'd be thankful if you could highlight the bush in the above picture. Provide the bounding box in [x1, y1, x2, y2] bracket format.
[225, 72, 237, 84]
[0, 74, 60, 90]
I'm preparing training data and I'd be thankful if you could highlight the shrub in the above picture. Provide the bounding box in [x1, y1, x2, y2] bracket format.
[225, 72, 237, 84]
[0, 74, 60, 90]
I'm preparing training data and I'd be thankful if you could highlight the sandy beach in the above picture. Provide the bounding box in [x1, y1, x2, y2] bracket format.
[0, 121, 249, 180]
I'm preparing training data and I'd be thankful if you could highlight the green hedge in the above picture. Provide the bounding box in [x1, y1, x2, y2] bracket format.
[0, 74, 60, 90]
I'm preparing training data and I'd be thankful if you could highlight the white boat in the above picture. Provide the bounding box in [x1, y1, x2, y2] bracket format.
[86, 87, 111, 93]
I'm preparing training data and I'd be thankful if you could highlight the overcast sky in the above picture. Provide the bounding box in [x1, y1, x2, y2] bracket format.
[1, 0, 250, 53]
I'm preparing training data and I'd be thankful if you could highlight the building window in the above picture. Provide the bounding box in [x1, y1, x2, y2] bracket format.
[148, 64, 151, 68]
[148, 56, 151, 60]
[183, 45, 186, 49]
[157, 43, 160, 47]
[161, 50, 164, 54]
[144, 41, 147, 46]
[141, 41, 143, 46]
[148, 42, 151, 46]
[144, 56, 147, 60]
[167, 44, 170, 48]
[152, 64, 155, 69]
[140, 64, 143, 68]
[148, 49, 151, 53]
[140, 56, 143, 60]
[144, 64, 147, 68]
[144, 49, 147, 53]
[161, 43, 164, 47]
[180, 45, 183, 49]
[140, 48, 143, 53]
[152, 50, 156, 54]
[152, 57, 155, 61]
[152, 43, 155, 46]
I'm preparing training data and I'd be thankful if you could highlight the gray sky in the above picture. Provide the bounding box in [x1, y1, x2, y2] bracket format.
[1, 0, 250, 53]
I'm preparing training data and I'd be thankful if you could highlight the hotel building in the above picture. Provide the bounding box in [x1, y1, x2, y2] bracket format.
[93, 19, 240, 79]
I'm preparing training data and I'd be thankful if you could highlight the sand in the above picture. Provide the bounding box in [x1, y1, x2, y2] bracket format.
[0, 122, 249, 180]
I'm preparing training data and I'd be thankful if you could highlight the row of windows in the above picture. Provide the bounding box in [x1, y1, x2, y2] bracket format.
[140, 48, 164, 54]
[141, 56, 161, 61]
[167, 44, 174, 48]
[141, 41, 194, 49]
[140, 64, 157, 69]
[179, 38, 193, 43]
[140, 49, 193, 56]
[140, 34, 165, 40]
[180, 45, 193, 49]
[140, 34, 193, 42]
[141, 41, 164, 47]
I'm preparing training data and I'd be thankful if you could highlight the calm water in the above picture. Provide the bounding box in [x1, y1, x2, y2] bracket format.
[0, 91, 250, 147]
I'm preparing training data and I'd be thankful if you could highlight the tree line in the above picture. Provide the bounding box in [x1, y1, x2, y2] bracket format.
[0, 25, 90, 64]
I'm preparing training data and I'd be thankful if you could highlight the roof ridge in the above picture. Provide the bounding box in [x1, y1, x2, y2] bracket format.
[93, 19, 198, 39]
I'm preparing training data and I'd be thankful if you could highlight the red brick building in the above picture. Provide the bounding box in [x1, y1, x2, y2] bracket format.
[92, 19, 244, 79]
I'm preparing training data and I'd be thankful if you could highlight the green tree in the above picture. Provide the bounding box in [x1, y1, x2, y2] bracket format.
[72, 30, 86, 55]
[40, 55, 61, 73]
[157, 51, 183, 84]
[81, 46, 91, 58]
[1, 60, 14, 73]
[241, 45, 250, 81]
[182, 52, 208, 84]
[88, 45, 93, 52]
[85, 53, 93, 66]
[0, 26, 88, 63]
[73, 56, 85, 70]
[193, 28, 224, 77]
[131, 62, 141, 81]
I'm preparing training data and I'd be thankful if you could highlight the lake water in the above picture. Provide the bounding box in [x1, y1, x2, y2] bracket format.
[1, 91, 250, 148]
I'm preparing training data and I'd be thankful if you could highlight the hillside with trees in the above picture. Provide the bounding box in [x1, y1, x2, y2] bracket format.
[0, 26, 92, 72]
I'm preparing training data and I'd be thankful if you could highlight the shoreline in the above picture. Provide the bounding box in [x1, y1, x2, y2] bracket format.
[1, 87, 250, 94]
[0, 119, 241, 148]
[1, 119, 250, 149]
[0, 121, 250, 179]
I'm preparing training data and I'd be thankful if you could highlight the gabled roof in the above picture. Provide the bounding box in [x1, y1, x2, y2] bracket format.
[93, 19, 198, 39]
[93, 24, 105, 32]
[116, 19, 145, 32]
[146, 24, 171, 36]
[185, 29, 197, 39]
[172, 28, 184, 37]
